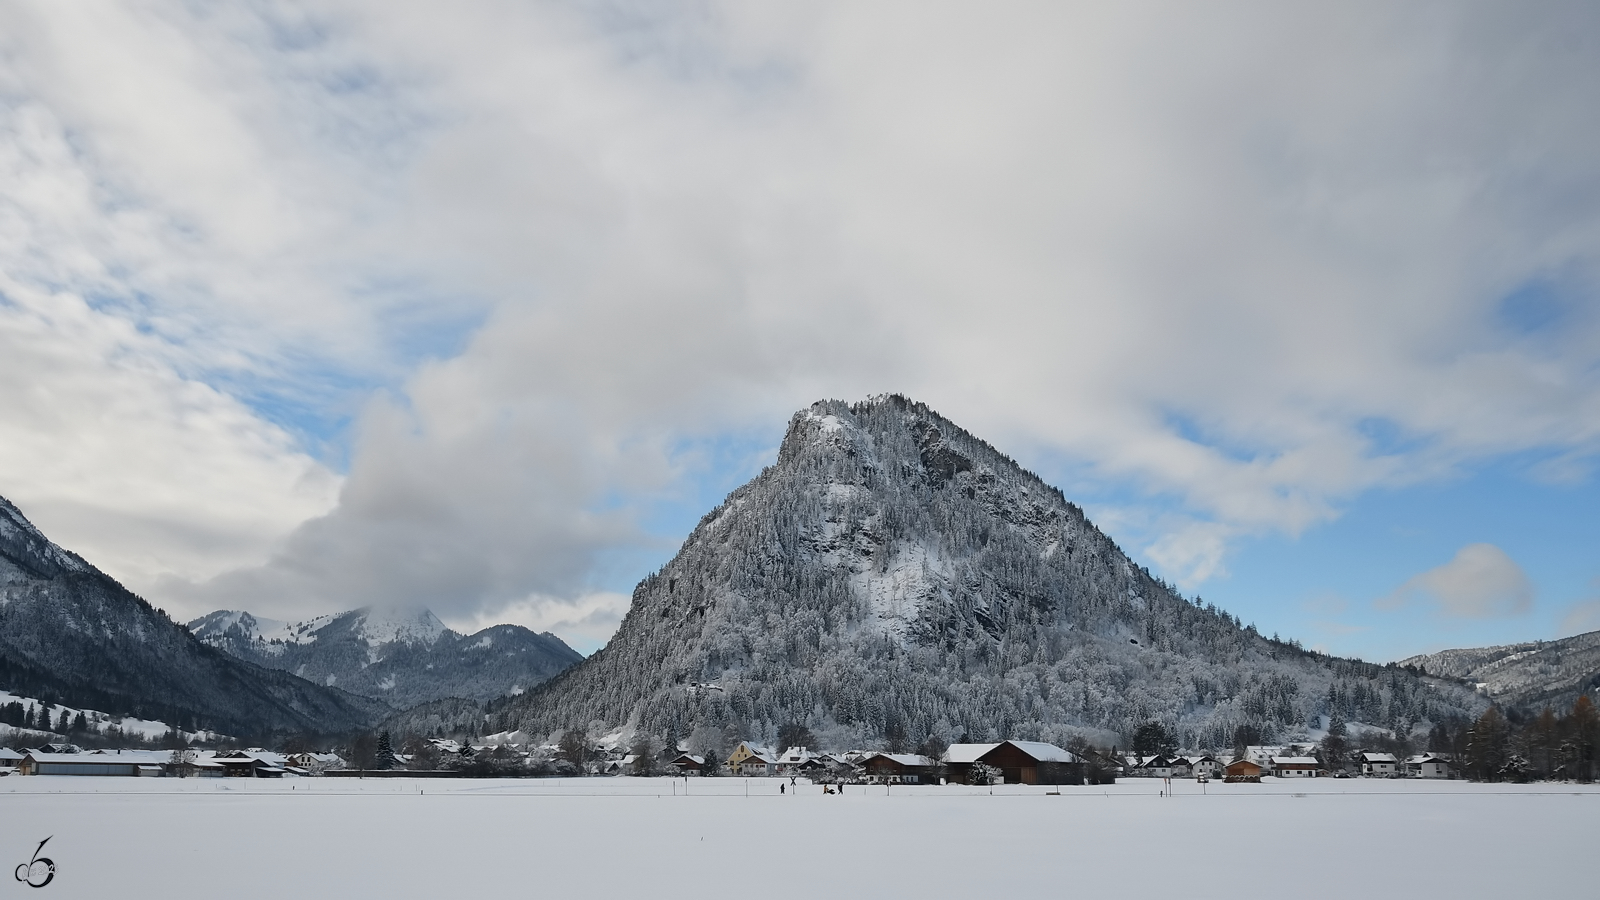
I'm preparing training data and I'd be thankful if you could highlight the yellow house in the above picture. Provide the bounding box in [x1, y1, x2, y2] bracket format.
[725, 741, 778, 776]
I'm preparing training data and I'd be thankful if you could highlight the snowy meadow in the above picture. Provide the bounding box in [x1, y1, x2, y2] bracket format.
[2, 776, 1593, 898]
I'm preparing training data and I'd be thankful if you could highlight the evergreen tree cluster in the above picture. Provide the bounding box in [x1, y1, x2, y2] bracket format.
[1458, 695, 1600, 782]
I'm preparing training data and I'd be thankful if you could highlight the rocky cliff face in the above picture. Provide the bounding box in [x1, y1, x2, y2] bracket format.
[499, 396, 1487, 749]
[0, 496, 387, 739]
[190, 606, 584, 708]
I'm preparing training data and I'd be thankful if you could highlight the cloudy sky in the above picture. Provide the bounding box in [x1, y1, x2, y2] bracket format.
[1, 1, 1598, 659]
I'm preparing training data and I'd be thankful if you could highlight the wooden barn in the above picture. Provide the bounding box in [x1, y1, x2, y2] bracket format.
[943, 741, 1081, 785]
[1223, 759, 1263, 783]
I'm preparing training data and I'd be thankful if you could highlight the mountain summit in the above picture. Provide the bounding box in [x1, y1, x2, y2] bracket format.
[190, 605, 583, 708]
[501, 395, 1485, 749]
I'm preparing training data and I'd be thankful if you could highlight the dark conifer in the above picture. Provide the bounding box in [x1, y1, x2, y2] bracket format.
[374, 731, 397, 770]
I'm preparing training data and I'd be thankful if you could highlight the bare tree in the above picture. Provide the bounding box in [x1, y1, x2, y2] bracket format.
[558, 729, 589, 770]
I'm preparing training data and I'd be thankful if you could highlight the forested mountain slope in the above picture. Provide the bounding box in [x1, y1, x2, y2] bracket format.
[1401, 632, 1600, 713]
[500, 396, 1487, 749]
[0, 495, 388, 739]
[190, 606, 583, 708]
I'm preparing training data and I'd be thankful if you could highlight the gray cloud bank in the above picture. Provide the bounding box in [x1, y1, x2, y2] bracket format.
[1, 2, 1598, 643]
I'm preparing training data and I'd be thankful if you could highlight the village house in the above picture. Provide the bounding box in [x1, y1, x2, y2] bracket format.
[1404, 755, 1452, 779]
[1361, 752, 1399, 777]
[1223, 758, 1264, 782]
[211, 749, 287, 777]
[1272, 756, 1321, 778]
[943, 741, 1079, 785]
[286, 752, 346, 774]
[0, 747, 24, 769]
[1127, 755, 1173, 778]
[774, 746, 818, 775]
[667, 753, 707, 775]
[1187, 756, 1224, 780]
[725, 741, 778, 776]
[859, 753, 940, 784]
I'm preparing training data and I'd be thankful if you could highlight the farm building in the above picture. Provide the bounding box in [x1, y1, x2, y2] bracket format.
[859, 753, 940, 784]
[943, 741, 1080, 785]
[1223, 759, 1263, 782]
[17, 752, 160, 777]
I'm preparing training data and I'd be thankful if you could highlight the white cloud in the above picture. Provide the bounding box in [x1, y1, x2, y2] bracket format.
[1559, 579, 1600, 636]
[1381, 543, 1535, 619]
[0, 279, 340, 592]
[1142, 519, 1236, 587]
[1, 2, 1598, 647]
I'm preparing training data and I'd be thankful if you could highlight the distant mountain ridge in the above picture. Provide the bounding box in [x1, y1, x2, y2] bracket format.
[499, 395, 1490, 748]
[189, 605, 584, 708]
[1400, 631, 1600, 712]
[0, 495, 387, 739]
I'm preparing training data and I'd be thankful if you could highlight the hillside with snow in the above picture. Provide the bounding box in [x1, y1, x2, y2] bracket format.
[0, 495, 388, 739]
[1400, 631, 1600, 712]
[499, 395, 1489, 749]
[189, 606, 583, 708]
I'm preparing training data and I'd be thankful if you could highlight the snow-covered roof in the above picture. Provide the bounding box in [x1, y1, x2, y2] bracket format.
[24, 752, 146, 764]
[1362, 752, 1398, 763]
[1405, 755, 1448, 764]
[943, 743, 1001, 764]
[1004, 741, 1076, 763]
[1272, 756, 1320, 765]
[88, 749, 172, 762]
[671, 754, 706, 765]
[0, 748, 24, 761]
[942, 741, 1075, 764]
[862, 753, 937, 767]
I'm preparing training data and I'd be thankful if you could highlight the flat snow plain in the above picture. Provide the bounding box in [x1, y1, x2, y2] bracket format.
[2, 775, 1594, 898]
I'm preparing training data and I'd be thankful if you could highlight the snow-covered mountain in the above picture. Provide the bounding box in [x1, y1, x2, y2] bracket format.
[1400, 631, 1600, 712]
[0, 495, 387, 739]
[499, 395, 1489, 749]
[189, 605, 583, 708]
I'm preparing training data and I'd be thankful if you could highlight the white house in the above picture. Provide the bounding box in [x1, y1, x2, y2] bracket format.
[1187, 756, 1225, 780]
[1133, 755, 1173, 778]
[1404, 755, 1452, 779]
[1361, 752, 1399, 777]
[1272, 756, 1321, 778]
[774, 746, 817, 775]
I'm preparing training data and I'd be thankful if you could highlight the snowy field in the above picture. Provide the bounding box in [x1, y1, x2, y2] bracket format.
[2, 775, 1595, 898]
